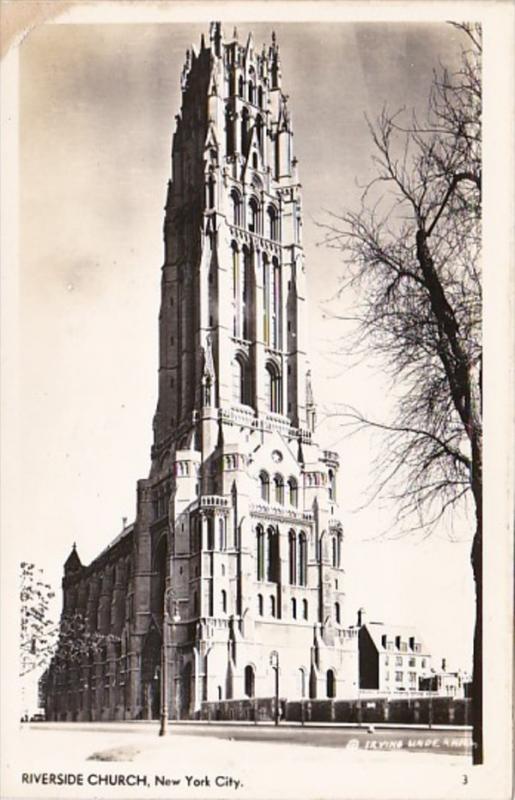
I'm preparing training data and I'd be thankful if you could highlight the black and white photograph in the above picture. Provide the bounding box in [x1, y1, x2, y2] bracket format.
[1, 2, 513, 799]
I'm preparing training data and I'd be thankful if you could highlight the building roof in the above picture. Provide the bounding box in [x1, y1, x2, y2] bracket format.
[363, 621, 431, 657]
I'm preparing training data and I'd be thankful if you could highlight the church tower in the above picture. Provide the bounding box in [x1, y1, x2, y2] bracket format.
[133, 23, 358, 717]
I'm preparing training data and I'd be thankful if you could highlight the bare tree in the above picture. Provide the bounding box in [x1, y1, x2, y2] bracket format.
[320, 24, 482, 762]
[20, 562, 57, 677]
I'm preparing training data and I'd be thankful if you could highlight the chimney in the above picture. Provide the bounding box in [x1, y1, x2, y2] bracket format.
[357, 607, 366, 627]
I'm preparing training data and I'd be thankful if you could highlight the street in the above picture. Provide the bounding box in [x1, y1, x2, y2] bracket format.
[26, 720, 472, 757]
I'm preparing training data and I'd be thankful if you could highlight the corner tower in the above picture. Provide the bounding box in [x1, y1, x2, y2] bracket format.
[134, 23, 358, 718]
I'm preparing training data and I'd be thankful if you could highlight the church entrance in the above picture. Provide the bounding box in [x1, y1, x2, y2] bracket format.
[141, 627, 162, 720]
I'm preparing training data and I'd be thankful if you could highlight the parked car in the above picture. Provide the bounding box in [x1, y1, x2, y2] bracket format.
[30, 713, 45, 722]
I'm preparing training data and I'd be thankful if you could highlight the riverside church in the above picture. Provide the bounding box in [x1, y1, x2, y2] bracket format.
[44, 23, 359, 722]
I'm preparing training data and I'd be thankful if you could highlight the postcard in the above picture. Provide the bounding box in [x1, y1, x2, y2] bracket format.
[1, 2, 512, 799]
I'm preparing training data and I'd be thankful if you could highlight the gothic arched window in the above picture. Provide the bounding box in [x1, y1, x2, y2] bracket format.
[257, 593, 264, 615]
[288, 530, 296, 585]
[267, 205, 278, 240]
[299, 668, 306, 698]
[221, 590, 227, 614]
[326, 669, 336, 699]
[218, 518, 226, 551]
[231, 189, 242, 226]
[241, 107, 249, 152]
[232, 354, 250, 405]
[248, 196, 260, 234]
[248, 80, 254, 104]
[225, 107, 235, 155]
[291, 598, 297, 619]
[328, 469, 335, 500]
[259, 471, 270, 502]
[332, 536, 338, 568]
[266, 526, 278, 583]
[269, 595, 276, 617]
[231, 241, 241, 337]
[271, 258, 282, 348]
[255, 115, 264, 152]
[238, 75, 244, 97]
[335, 602, 341, 624]
[273, 474, 284, 505]
[256, 525, 265, 581]
[288, 477, 298, 507]
[262, 255, 270, 345]
[265, 362, 282, 414]
[242, 247, 252, 340]
[302, 598, 308, 620]
[244, 665, 255, 697]
[298, 531, 307, 587]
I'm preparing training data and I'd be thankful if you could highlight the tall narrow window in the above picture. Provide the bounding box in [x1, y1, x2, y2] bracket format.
[232, 242, 241, 337]
[238, 76, 244, 97]
[332, 536, 337, 567]
[326, 669, 336, 699]
[302, 599, 308, 620]
[288, 530, 296, 585]
[266, 527, 278, 583]
[337, 533, 342, 568]
[258, 594, 264, 615]
[244, 665, 255, 697]
[193, 591, 199, 616]
[262, 255, 270, 345]
[232, 357, 242, 404]
[248, 197, 259, 234]
[255, 115, 264, 153]
[288, 477, 298, 507]
[259, 471, 270, 502]
[231, 190, 242, 226]
[272, 259, 282, 348]
[267, 206, 278, 240]
[219, 518, 225, 551]
[258, 86, 263, 108]
[270, 595, 276, 617]
[298, 531, 307, 587]
[328, 469, 335, 501]
[299, 668, 306, 698]
[248, 81, 254, 103]
[256, 525, 265, 581]
[221, 590, 227, 614]
[266, 362, 282, 413]
[207, 518, 214, 550]
[241, 107, 249, 153]
[273, 474, 284, 505]
[225, 107, 234, 155]
[335, 602, 341, 624]
[242, 247, 252, 340]
[291, 598, 297, 619]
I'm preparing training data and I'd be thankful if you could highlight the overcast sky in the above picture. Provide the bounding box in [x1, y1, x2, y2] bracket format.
[14, 18, 477, 671]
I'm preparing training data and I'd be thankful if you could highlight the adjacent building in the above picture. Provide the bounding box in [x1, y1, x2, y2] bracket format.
[356, 610, 432, 694]
[45, 23, 359, 722]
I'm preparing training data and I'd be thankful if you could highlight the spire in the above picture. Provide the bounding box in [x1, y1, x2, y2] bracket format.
[209, 21, 222, 56]
[64, 543, 82, 573]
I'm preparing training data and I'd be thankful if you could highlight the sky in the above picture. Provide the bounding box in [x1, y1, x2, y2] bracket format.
[11, 16, 479, 675]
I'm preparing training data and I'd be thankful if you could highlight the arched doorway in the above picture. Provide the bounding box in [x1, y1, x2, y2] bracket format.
[179, 662, 192, 719]
[141, 627, 161, 720]
[244, 665, 255, 698]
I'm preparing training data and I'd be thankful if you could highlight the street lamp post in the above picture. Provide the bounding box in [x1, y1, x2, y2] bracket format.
[159, 586, 180, 737]
[270, 650, 280, 726]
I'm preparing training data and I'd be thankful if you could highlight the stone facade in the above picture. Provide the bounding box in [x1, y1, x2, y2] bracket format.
[45, 23, 359, 723]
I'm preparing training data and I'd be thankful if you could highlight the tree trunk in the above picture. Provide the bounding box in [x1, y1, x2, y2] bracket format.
[470, 457, 483, 765]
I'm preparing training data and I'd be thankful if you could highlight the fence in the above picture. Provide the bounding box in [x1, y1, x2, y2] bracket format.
[199, 696, 471, 726]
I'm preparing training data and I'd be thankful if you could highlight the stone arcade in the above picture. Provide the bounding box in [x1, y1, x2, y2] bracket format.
[45, 23, 359, 722]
